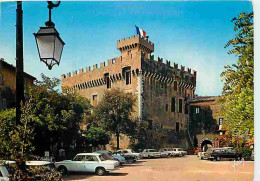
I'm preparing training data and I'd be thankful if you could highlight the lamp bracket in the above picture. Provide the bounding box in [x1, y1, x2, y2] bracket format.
[45, 1, 61, 27]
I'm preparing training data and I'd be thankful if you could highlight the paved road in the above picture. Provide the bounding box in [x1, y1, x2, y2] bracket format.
[63, 155, 254, 181]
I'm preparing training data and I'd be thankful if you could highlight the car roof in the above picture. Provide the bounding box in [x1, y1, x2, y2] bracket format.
[95, 150, 110, 153]
[77, 153, 101, 156]
[26, 161, 51, 166]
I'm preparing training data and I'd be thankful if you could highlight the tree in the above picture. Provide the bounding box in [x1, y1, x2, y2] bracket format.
[130, 122, 167, 150]
[28, 74, 92, 157]
[84, 127, 110, 148]
[0, 102, 38, 178]
[219, 12, 254, 143]
[0, 102, 37, 161]
[93, 88, 136, 150]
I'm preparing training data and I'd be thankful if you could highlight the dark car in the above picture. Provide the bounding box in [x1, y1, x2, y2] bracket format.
[210, 148, 242, 161]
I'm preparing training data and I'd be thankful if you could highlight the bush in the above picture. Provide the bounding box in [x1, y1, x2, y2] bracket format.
[240, 146, 252, 160]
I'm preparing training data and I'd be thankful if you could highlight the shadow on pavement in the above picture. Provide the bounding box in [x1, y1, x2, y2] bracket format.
[62, 172, 128, 180]
[106, 172, 128, 176]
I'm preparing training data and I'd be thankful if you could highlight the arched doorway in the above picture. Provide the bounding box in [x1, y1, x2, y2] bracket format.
[201, 140, 213, 152]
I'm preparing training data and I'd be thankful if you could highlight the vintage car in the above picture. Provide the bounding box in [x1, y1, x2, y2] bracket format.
[54, 153, 120, 176]
[172, 148, 184, 157]
[95, 150, 125, 164]
[0, 165, 9, 181]
[117, 149, 140, 158]
[140, 149, 161, 158]
[159, 148, 173, 157]
[209, 148, 242, 161]
[114, 149, 139, 163]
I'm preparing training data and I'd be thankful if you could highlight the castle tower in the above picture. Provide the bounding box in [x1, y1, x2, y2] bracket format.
[117, 34, 154, 60]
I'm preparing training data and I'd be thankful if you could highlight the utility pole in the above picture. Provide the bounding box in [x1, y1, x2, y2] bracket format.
[16, 1, 24, 125]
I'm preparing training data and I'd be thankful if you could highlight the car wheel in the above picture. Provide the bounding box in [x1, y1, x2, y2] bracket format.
[128, 158, 134, 163]
[96, 167, 106, 176]
[236, 156, 242, 161]
[148, 155, 151, 159]
[58, 166, 68, 175]
[216, 156, 221, 161]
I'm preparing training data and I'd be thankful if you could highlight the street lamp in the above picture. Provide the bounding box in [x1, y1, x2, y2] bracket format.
[34, 1, 65, 70]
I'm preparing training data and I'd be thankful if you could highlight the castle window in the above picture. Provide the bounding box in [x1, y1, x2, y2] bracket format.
[126, 71, 131, 85]
[171, 97, 175, 112]
[165, 104, 168, 112]
[92, 95, 98, 106]
[219, 118, 223, 125]
[185, 104, 189, 114]
[104, 73, 111, 89]
[128, 50, 132, 59]
[176, 122, 180, 132]
[174, 81, 178, 91]
[179, 99, 183, 113]
[195, 107, 200, 114]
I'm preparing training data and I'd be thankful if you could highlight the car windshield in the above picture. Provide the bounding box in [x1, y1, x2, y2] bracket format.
[177, 148, 183, 151]
[99, 155, 108, 161]
[206, 148, 213, 153]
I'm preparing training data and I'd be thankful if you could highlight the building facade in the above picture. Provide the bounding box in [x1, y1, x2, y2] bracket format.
[189, 96, 227, 150]
[0, 58, 36, 111]
[61, 35, 197, 148]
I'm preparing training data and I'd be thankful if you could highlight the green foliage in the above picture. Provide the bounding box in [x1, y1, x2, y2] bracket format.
[84, 127, 110, 147]
[0, 102, 37, 161]
[219, 12, 254, 142]
[241, 147, 252, 160]
[28, 166, 62, 181]
[189, 107, 217, 136]
[0, 108, 16, 159]
[28, 74, 91, 157]
[130, 122, 167, 150]
[93, 88, 137, 149]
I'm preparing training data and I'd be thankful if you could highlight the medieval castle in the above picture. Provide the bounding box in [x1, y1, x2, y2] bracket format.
[62, 34, 197, 135]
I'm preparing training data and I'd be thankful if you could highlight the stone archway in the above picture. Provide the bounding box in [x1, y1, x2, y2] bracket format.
[201, 140, 213, 152]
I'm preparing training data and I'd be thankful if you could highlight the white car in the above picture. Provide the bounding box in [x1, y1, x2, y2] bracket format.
[117, 149, 140, 159]
[140, 149, 161, 158]
[54, 153, 120, 176]
[0, 165, 9, 181]
[159, 148, 174, 157]
[172, 148, 184, 157]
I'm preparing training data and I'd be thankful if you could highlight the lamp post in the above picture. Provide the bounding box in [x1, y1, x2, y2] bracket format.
[15, 1, 64, 124]
[34, 1, 65, 70]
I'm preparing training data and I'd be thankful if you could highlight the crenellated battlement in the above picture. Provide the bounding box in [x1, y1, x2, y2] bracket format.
[144, 56, 196, 77]
[117, 34, 154, 53]
[61, 56, 124, 79]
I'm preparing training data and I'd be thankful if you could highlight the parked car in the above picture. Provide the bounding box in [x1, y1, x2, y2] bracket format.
[114, 150, 138, 164]
[198, 151, 206, 159]
[140, 149, 161, 158]
[159, 148, 172, 157]
[172, 148, 184, 157]
[54, 153, 120, 176]
[0, 165, 9, 181]
[209, 148, 242, 161]
[95, 150, 125, 164]
[117, 149, 140, 158]
[182, 150, 187, 156]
